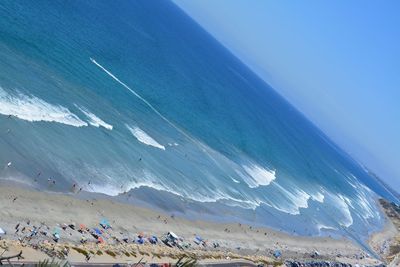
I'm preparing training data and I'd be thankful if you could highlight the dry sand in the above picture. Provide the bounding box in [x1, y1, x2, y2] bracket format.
[0, 184, 391, 265]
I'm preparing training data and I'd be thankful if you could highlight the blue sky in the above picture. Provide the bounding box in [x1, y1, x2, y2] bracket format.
[173, 0, 400, 191]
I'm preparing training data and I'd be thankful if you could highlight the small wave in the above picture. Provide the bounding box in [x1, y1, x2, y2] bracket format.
[0, 87, 87, 127]
[230, 177, 240, 183]
[240, 163, 276, 188]
[310, 191, 325, 203]
[328, 193, 354, 227]
[167, 142, 179, 147]
[76, 105, 113, 130]
[272, 183, 311, 215]
[126, 124, 165, 150]
[316, 224, 337, 232]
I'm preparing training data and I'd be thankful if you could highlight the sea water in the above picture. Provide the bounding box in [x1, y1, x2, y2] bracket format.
[0, 0, 398, 251]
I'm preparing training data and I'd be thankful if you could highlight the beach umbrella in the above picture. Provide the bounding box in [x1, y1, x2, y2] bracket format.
[94, 228, 102, 235]
[97, 236, 105, 244]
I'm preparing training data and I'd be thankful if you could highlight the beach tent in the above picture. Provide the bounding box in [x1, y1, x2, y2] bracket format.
[0, 227, 6, 235]
[149, 235, 158, 244]
[53, 227, 61, 242]
[168, 232, 178, 239]
[78, 224, 87, 233]
[194, 235, 203, 245]
[137, 237, 145, 244]
[100, 219, 111, 229]
[53, 228, 61, 236]
[273, 250, 282, 258]
[97, 236, 105, 244]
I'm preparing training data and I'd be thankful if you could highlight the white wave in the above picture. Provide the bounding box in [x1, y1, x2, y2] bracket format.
[355, 182, 379, 220]
[329, 193, 354, 227]
[258, 182, 311, 215]
[76, 105, 113, 130]
[0, 87, 87, 127]
[167, 142, 179, 147]
[240, 164, 276, 188]
[345, 174, 380, 220]
[126, 124, 165, 150]
[88, 183, 124, 196]
[310, 191, 325, 203]
[230, 177, 240, 183]
[316, 224, 337, 232]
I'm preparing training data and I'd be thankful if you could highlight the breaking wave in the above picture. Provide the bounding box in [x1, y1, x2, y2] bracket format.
[126, 124, 165, 150]
[76, 105, 113, 130]
[0, 87, 87, 127]
[239, 163, 276, 188]
[269, 183, 311, 215]
[328, 193, 354, 227]
[310, 191, 325, 203]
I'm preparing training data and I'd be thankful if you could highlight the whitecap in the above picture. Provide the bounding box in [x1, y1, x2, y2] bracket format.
[328, 193, 354, 227]
[310, 191, 325, 203]
[0, 87, 87, 127]
[126, 124, 165, 150]
[230, 177, 240, 183]
[167, 142, 179, 147]
[240, 163, 276, 188]
[258, 183, 311, 215]
[316, 224, 337, 232]
[76, 105, 113, 130]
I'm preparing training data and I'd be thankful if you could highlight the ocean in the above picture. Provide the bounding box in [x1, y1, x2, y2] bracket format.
[0, 0, 398, 251]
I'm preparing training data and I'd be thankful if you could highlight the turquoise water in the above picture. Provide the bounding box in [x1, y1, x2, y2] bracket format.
[0, 0, 398, 249]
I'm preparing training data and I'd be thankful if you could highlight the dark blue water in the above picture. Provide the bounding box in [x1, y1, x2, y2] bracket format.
[0, 0, 398, 249]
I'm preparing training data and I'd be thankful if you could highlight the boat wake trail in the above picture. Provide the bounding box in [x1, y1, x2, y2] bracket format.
[90, 58, 190, 140]
[90, 57, 225, 165]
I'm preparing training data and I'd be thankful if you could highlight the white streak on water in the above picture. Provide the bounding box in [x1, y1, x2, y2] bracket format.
[90, 58, 190, 137]
[310, 191, 325, 203]
[0, 87, 87, 127]
[76, 105, 113, 130]
[238, 164, 276, 188]
[126, 124, 165, 150]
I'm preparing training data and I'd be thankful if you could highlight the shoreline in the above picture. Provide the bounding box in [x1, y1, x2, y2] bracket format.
[0, 183, 391, 266]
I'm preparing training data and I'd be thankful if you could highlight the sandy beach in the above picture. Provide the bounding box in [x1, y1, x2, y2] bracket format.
[0, 183, 393, 266]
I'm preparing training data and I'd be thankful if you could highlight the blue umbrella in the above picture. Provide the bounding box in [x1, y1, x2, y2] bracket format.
[93, 228, 102, 235]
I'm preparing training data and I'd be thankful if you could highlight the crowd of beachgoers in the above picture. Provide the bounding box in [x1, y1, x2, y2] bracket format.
[0, 185, 397, 266]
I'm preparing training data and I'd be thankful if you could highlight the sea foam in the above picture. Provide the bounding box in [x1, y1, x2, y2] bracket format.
[241, 164, 276, 188]
[126, 124, 165, 150]
[0, 87, 87, 127]
[76, 105, 113, 130]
